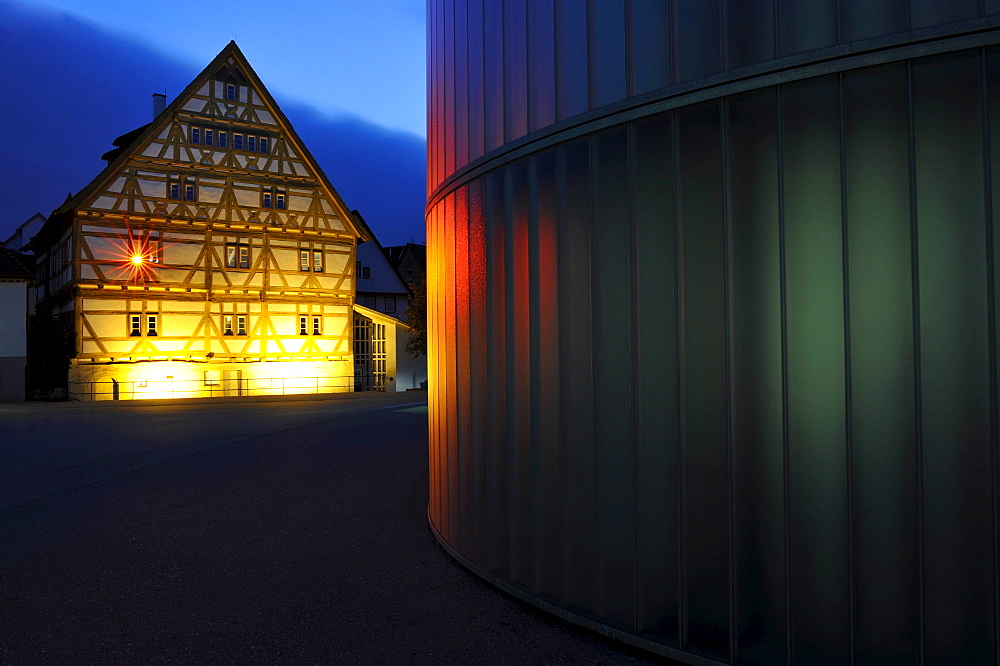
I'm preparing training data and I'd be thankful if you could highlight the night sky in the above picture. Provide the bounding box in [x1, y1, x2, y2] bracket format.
[0, 0, 427, 245]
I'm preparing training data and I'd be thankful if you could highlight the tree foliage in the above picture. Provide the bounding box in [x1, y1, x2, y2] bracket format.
[26, 306, 74, 396]
[403, 275, 426, 358]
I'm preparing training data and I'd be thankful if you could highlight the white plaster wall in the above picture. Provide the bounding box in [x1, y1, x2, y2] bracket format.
[0, 282, 28, 357]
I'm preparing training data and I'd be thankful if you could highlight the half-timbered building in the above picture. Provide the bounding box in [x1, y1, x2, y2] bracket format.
[30, 42, 368, 400]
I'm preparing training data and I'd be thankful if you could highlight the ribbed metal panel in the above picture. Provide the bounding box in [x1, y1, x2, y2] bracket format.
[427, 2, 1000, 663]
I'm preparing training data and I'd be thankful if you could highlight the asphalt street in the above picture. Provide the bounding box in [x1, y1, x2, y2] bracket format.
[0, 393, 660, 664]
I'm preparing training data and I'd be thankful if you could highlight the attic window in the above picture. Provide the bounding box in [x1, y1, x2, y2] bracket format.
[226, 84, 236, 101]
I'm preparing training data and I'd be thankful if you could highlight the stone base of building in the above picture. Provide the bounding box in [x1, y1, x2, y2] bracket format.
[68, 359, 353, 401]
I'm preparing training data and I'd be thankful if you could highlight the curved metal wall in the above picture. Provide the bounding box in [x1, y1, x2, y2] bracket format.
[427, 3, 1000, 663]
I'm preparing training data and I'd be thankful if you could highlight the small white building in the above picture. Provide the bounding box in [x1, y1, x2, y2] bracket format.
[353, 303, 425, 392]
[0, 248, 33, 401]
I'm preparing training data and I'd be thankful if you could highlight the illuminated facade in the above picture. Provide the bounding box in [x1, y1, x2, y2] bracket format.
[427, 2, 1000, 664]
[31, 42, 366, 400]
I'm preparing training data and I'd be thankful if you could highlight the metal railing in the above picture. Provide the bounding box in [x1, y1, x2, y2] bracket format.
[69, 375, 363, 401]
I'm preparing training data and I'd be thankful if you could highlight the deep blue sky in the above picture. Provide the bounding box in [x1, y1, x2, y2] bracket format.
[0, 0, 427, 245]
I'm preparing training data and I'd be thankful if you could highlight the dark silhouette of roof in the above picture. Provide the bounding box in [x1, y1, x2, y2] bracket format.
[384, 243, 425, 269]
[0, 247, 34, 279]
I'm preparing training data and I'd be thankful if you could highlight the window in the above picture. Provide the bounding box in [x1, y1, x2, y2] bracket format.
[405, 268, 412, 281]
[247, 135, 257, 152]
[385, 296, 396, 313]
[148, 232, 163, 263]
[300, 249, 310, 271]
[225, 84, 236, 101]
[259, 137, 269, 154]
[147, 314, 157, 336]
[312, 316, 322, 335]
[364, 295, 376, 309]
[190, 127, 201, 144]
[204, 370, 220, 386]
[362, 266, 371, 280]
[226, 243, 250, 269]
[276, 191, 285, 209]
[263, 192, 272, 208]
[223, 314, 234, 335]
[218, 131, 228, 149]
[313, 250, 323, 273]
[204, 129, 214, 146]
[129, 314, 141, 336]
[299, 315, 308, 335]
[185, 181, 196, 201]
[237, 315, 247, 336]
[169, 182, 180, 200]
[234, 134, 244, 151]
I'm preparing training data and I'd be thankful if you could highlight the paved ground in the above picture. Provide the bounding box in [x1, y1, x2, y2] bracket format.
[0, 393, 660, 664]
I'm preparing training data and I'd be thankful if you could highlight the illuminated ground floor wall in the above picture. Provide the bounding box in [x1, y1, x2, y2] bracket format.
[69, 358, 353, 400]
[426, 42, 1000, 665]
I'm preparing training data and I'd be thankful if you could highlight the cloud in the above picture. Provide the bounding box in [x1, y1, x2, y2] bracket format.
[0, 0, 426, 245]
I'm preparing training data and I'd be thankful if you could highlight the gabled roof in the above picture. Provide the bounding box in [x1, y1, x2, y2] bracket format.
[0, 247, 34, 279]
[49, 41, 364, 241]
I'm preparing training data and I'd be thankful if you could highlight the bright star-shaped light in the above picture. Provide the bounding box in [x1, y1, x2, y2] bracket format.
[97, 218, 163, 284]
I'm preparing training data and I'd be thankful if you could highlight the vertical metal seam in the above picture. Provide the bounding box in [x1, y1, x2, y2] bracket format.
[719, 0, 728, 71]
[589, 133, 601, 620]
[669, 0, 679, 87]
[524, 0, 532, 135]
[672, 109, 688, 647]
[774, 0, 782, 58]
[835, 0, 843, 47]
[555, 144, 568, 609]
[627, 119, 640, 637]
[838, 70, 857, 666]
[586, 0, 595, 112]
[527, 156, 538, 594]
[777, 83, 793, 666]
[906, 59, 927, 666]
[721, 96, 737, 664]
[625, 0, 635, 100]
[980, 46, 1000, 666]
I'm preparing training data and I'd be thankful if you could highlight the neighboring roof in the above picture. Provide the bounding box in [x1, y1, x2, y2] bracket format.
[2, 212, 46, 251]
[385, 243, 426, 269]
[44, 41, 365, 241]
[100, 123, 152, 162]
[0, 247, 34, 279]
[353, 303, 412, 330]
[350, 210, 375, 244]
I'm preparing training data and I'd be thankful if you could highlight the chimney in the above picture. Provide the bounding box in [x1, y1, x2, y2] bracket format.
[152, 93, 166, 119]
